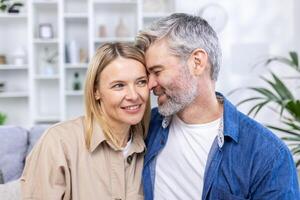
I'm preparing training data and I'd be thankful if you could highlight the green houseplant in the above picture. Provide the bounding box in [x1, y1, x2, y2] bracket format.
[234, 51, 300, 167]
[0, 0, 9, 12]
[0, 112, 6, 125]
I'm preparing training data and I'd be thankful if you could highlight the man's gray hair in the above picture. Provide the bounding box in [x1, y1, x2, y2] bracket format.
[136, 13, 221, 81]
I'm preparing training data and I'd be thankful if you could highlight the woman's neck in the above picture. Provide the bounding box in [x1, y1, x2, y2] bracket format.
[109, 123, 131, 148]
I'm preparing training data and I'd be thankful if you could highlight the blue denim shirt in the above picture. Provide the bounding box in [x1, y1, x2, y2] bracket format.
[143, 94, 299, 200]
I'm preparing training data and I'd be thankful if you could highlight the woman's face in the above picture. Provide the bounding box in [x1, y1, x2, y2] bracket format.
[96, 57, 149, 127]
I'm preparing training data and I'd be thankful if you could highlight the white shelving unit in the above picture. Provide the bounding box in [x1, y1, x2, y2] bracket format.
[0, 0, 29, 126]
[0, 0, 175, 126]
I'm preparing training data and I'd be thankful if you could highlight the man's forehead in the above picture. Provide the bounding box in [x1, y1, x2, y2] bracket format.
[145, 40, 168, 60]
[148, 39, 167, 51]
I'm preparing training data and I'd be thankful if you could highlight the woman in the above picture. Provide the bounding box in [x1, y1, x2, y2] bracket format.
[21, 42, 150, 200]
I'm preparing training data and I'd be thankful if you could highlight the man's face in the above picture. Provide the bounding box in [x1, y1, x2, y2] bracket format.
[145, 39, 198, 116]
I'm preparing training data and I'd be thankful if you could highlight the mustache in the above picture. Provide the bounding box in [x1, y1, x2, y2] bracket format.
[153, 87, 165, 96]
[153, 87, 173, 100]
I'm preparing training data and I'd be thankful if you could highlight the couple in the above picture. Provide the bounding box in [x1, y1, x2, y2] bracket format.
[21, 13, 299, 199]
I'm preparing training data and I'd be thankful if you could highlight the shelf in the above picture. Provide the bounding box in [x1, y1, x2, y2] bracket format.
[64, 13, 88, 19]
[65, 63, 88, 69]
[34, 75, 60, 80]
[0, 65, 28, 70]
[33, 38, 59, 44]
[0, 92, 28, 98]
[34, 116, 60, 123]
[94, 37, 135, 43]
[0, 13, 28, 19]
[66, 90, 84, 96]
[143, 12, 172, 19]
[33, 0, 58, 5]
[93, 0, 137, 5]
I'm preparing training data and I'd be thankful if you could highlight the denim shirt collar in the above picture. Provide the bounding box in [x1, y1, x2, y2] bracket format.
[220, 92, 239, 143]
[160, 92, 240, 145]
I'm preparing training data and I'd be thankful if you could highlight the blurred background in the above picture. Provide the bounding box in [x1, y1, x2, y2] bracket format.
[0, 0, 299, 128]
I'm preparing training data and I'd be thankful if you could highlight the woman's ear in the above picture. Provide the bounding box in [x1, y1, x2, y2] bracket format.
[95, 90, 101, 100]
[188, 48, 209, 76]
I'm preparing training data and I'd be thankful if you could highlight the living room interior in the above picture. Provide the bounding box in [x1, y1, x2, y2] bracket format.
[0, 0, 299, 198]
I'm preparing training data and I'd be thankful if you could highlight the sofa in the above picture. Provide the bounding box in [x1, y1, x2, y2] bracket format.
[0, 125, 49, 200]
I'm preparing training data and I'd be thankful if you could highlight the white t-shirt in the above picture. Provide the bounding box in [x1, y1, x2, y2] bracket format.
[154, 114, 221, 199]
[122, 137, 132, 157]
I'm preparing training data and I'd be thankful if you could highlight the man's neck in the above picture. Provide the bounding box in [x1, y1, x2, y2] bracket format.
[177, 91, 223, 124]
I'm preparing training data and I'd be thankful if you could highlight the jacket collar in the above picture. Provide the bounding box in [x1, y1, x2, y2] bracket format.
[89, 120, 146, 154]
[89, 120, 107, 152]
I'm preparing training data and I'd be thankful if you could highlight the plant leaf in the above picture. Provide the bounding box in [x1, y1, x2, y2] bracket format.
[267, 125, 300, 136]
[281, 137, 300, 142]
[289, 51, 299, 71]
[236, 97, 265, 107]
[285, 100, 300, 121]
[296, 159, 300, 167]
[291, 146, 300, 154]
[250, 87, 279, 102]
[247, 100, 269, 117]
[269, 72, 294, 100]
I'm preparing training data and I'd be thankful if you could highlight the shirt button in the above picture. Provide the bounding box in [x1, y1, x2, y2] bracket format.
[127, 155, 132, 164]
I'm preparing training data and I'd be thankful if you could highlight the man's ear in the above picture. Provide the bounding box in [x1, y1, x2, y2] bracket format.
[188, 48, 209, 76]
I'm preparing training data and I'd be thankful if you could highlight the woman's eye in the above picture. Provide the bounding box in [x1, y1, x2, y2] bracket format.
[137, 79, 148, 86]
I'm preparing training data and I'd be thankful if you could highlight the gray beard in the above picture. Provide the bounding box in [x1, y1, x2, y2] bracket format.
[158, 75, 198, 117]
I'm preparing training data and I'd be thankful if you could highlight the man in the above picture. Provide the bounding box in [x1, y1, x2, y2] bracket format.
[136, 13, 299, 200]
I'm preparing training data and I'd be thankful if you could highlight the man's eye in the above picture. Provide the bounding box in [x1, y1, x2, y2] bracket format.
[137, 79, 148, 86]
[112, 83, 124, 89]
[153, 71, 160, 76]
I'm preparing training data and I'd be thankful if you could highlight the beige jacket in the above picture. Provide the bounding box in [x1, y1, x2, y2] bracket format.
[21, 117, 145, 200]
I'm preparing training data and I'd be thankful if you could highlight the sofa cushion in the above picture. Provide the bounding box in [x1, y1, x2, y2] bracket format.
[0, 169, 4, 184]
[27, 125, 49, 155]
[0, 179, 21, 200]
[0, 126, 28, 183]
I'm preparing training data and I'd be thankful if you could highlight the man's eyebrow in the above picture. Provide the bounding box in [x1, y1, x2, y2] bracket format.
[147, 65, 162, 72]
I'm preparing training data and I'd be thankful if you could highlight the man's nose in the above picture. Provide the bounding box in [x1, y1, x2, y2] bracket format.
[148, 74, 158, 90]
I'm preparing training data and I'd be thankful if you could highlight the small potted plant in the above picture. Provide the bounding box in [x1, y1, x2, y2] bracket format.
[0, 112, 7, 125]
[40, 47, 58, 75]
[0, 0, 24, 13]
[0, 0, 9, 12]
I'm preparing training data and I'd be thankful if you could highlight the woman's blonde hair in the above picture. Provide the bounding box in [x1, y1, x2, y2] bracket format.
[84, 42, 150, 149]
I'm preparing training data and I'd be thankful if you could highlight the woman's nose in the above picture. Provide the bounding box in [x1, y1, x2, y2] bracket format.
[125, 86, 139, 101]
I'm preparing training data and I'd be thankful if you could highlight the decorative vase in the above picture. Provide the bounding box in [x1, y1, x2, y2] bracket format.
[98, 24, 107, 37]
[115, 18, 129, 37]
[39, 24, 53, 39]
[0, 55, 6, 64]
[68, 40, 79, 64]
[0, 82, 6, 92]
[13, 46, 26, 65]
[73, 72, 81, 91]
[42, 64, 55, 75]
